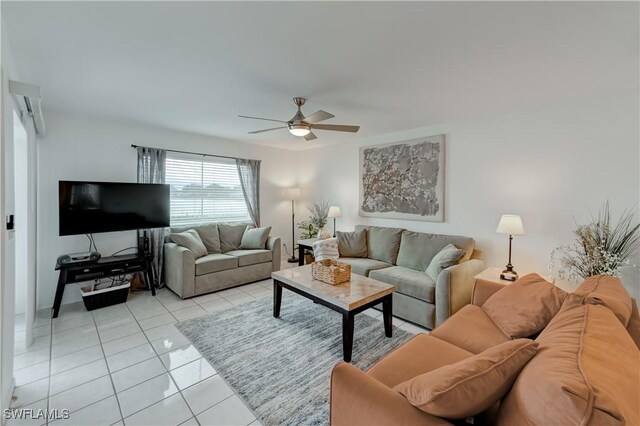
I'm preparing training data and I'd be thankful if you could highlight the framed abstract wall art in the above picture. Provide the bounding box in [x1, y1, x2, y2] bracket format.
[359, 134, 445, 222]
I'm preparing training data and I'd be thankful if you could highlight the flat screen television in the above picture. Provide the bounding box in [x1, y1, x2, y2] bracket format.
[59, 181, 170, 236]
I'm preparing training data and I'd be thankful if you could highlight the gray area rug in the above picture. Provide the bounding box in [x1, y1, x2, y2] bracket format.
[176, 292, 414, 426]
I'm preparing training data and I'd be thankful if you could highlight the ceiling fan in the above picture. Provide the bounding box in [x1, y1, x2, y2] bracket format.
[239, 97, 360, 141]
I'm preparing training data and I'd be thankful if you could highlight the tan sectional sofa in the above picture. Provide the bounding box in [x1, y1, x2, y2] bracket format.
[339, 225, 485, 328]
[164, 223, 281, 298]
[330, 275, 640, 425]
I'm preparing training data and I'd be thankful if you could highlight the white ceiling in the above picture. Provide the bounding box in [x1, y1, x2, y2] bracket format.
[2, 1, 638, 150]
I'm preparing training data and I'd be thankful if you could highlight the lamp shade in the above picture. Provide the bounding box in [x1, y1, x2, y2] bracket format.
[328, 206, 342, 218]
[496, 214, 525, 235]
[283, 187, 301, 201]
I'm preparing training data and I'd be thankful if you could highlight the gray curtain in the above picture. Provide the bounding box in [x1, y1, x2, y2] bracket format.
[236, 159, 261, 227]
[137, 146, 167, 288]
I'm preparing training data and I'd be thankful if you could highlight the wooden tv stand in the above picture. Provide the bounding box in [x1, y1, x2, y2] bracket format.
[53, 253, 154, 318]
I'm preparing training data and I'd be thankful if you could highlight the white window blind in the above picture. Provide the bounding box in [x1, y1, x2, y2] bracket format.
[165, 153, 250, 226]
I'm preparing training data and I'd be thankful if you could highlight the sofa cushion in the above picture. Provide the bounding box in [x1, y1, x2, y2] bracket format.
[395, 339, 538, 419]
[195, 223, 222, 254]
[169, 229, 207, 259]
[396, 231, 475, 271]
[338, 257, 392, 277]
[628, 299, 640, 350]
[170, 223, 221, 254]
[497, 304, 640, 426]
[425, 243, 465, 280]
[573, 275, 633, 327]
[194, 253, 238, 275]
[369, 266, 435, 303]
[336, 230, 367, 258]
[356, 225, 403, 264]
[218, 223, 249, 253]
[431, 305, 510, 354]
[225, 249, 272, 267]
[482, 273, 568, 338]
[367, 334, 473, 388]
[240, 226, 271, 249]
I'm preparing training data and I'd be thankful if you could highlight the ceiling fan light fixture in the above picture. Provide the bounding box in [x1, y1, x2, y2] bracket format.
[288, 123, 310, 137]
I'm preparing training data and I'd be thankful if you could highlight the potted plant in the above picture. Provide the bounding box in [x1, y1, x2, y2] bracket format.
[550, 202, 640, 281]
[297, 198, 330, 263]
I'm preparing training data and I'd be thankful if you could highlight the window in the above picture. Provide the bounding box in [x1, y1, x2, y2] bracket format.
[165, 153, 250, 226]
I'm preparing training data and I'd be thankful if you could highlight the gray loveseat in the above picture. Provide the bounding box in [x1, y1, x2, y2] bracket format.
[339, 225, 484, 329]
[164, 223, 281, 299]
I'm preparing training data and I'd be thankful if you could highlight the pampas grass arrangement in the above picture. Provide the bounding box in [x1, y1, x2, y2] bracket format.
[551, 202, 640, 281]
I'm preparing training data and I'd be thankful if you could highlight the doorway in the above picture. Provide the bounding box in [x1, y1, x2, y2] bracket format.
[13, 110, 31, 345]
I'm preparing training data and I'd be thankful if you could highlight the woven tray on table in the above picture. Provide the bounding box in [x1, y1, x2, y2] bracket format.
[311, 259, 351, 285]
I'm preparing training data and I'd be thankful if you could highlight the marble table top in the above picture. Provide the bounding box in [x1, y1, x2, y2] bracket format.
[272, 265, 395, 311]
[297, 238, 318, 248]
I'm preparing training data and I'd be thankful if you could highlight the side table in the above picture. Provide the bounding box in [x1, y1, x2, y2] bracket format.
[473, 267, 554, 305]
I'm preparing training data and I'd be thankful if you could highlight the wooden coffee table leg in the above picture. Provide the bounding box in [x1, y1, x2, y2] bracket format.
[273, 280, 282, 318]
[382, 295, 393, 337]
[342, 311, 355, 362]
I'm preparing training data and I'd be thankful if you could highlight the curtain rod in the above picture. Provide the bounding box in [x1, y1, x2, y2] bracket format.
[131, 144, 259, 162]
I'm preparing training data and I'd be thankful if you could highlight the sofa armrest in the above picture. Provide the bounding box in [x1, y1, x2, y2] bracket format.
[267, 236, 281, 272]
[163, 242, 196, 298]
[330, 363, 452, 426]
[471, 279, 506, 307]
[435, 259, 486, 327]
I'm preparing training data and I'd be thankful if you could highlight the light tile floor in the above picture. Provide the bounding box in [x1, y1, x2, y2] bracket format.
[10, 263, 428, 426]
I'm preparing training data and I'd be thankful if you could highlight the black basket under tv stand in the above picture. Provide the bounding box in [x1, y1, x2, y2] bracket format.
[53, 253, 154, 318]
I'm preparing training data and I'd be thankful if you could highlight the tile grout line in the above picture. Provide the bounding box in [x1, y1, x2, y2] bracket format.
[91, 308, 126, 425]
[45, 311, 54, 426]
[122, 296, 203, 425]
[176, 283, 268, 425]
[21, 281, 272, 426]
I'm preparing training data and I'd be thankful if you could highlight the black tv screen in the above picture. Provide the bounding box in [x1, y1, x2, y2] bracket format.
[59, 181, 170, 236]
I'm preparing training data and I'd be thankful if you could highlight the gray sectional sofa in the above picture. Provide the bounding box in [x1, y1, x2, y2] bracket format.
[339, 225, 484, 329]
[164, 223, 281, 298]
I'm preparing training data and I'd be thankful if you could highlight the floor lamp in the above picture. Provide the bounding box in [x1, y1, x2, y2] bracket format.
[285, 187, 301, 263]
[328, 206, 342, 237]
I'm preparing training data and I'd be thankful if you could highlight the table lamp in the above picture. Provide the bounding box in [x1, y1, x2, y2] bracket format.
[496, 214, 525, 281]
[328, 206, 342, 237]
[284, 187, 301, 263]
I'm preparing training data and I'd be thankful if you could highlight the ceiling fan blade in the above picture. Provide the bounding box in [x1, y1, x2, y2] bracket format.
[239, 115, 287, 124]
[304, 131, 318, 141]
[302, 110, 334, 124]
[248, 126, 287, 134]
[312, 124, 360, 133]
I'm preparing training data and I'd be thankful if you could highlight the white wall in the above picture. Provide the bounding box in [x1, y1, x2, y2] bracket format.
[37, 110, 298, 309]
[298, 92, 640, 299]
[1, 17, 21, 416]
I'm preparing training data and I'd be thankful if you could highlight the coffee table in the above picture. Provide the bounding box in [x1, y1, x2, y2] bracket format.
[272, 265, 395, 362]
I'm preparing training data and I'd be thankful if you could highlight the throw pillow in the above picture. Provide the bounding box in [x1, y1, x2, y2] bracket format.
[218, 223, 248, 253]
[573, 275, 633, 327]
[169, 229, 207, 258]
[482, 273, 568, 338]
[240, 226, 272, 249]
[356, 225, 403, 264]
[394, 338, 538, 419]
[313, 238, 339, 261]
[195, 223, 221, 254]
[425, 243, 465, 280]
[336, 230, 367, 258]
